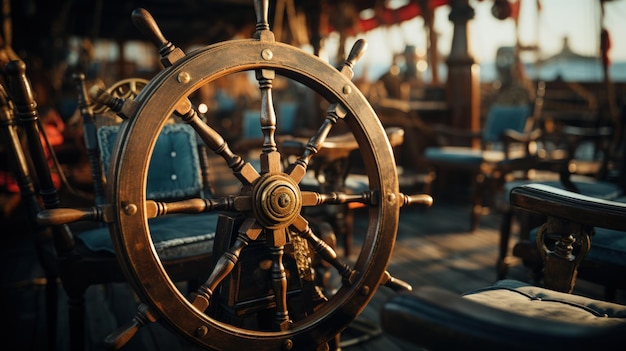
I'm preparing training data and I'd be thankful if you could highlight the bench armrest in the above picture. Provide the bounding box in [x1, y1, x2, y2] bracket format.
[510, 183, 626, 232]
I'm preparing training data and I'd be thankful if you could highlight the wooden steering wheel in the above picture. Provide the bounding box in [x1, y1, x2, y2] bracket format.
[91, 77, 148, 114]
[104, 2, 428, 350]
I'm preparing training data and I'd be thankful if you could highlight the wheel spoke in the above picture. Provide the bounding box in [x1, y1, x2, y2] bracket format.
[255, 68, 284, 175]
[289, 215, 357, 286]
[177, 104, 260, 185]
[287, 103, 347, 183]
[300, 190, 376, 207]
[269, 244, 290, 331]
[144, 196, 238, 217]
[300, 191, 433, 208]
[191, 218, 261, 312]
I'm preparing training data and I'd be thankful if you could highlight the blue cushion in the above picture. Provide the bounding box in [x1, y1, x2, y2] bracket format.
[590, 226, 626, 268]
[77, 213, 218, 259]
[424, 147, 489, 166]
[482, 105, 531, 142]
[242, 110, 263, 139]
[423, 104, 531, 166]
[98, 123, 202, 199]
[85, 122, 216, 260]
[278, 102, 298, 134]
[215, 89, 236, 114]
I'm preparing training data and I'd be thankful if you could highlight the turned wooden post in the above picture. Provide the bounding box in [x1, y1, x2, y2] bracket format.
[446, 0, 480, 147]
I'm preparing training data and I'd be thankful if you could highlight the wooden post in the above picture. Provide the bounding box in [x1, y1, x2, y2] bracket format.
[445, 0, 480, 147]
[420, 0, 440, 85]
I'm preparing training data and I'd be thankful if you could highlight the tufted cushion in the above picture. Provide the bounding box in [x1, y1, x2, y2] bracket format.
[81, 122, 216, 260]
[463, 279, 626, 324]
[381, 283, 626, 350]
[98, 123, 202, 200]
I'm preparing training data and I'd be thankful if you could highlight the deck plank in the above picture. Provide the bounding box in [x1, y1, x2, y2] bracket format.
[2, 193, 623, 350]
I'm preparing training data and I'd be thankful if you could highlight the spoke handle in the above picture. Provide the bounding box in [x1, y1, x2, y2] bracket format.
[338, 38, 368, 78]
[132, 8, 185, 66]
[400, 193, 433, 208]
[381, 271, 413, 292]
[36, 206, 107, 225]
[344, 39, 367, 70]
[104, 303, 157, 350]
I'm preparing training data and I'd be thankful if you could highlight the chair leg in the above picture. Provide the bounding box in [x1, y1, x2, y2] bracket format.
[32, 228, 59, 351]
[470, 173, 485, 232]
[45, 273, 58, 351]
[422, 168, 436, 196]
[332, 207, 347, 257]
[66, 289, 87, 351]
[496, 209, 513, 280]
[337, 205, 354, 257]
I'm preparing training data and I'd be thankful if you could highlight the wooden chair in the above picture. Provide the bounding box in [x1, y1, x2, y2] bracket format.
[0, 63, 64, 351]
[423, 82, 545, 231]
[496, 100, 626, 299]
[1, 60, 220, 350]
[381, 183, 626, 350]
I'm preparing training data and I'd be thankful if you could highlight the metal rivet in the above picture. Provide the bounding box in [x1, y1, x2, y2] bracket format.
[123, 203, 137, 216]
[387, 193, 396, 204]
[195, 325, 208, 337]
[360, 285, 370, 295]
[342, 85, 352, 94]
[177, 71, 191, 84]
[282, 339, 293, 350]
[261, 49, 273, 60]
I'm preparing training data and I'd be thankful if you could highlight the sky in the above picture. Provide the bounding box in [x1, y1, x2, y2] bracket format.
[327, 0, 626, 77]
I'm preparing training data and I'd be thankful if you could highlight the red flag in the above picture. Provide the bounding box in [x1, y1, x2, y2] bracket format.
[510, 0, 521, 21]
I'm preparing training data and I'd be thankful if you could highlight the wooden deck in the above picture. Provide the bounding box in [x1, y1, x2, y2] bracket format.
[2, 177, 624, 350]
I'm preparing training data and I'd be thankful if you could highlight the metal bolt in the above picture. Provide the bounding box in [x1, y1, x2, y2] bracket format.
[360, 285, 370, 295]
[195, 325, 208, 337]
[342, 85, 352, 94]
[387, 192, 396, 204]
[123, 203, 137, 216]
[177, 71, 191, 84]
[283, 339, 293, 350]
[261, 49, 273, 60]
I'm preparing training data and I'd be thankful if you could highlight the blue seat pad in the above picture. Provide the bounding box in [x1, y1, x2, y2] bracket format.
[77, 212, 218, 260]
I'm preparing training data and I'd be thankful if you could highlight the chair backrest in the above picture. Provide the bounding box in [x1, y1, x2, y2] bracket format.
[98, 123, 204, 200]
[482, 81, 546, 146]
[75, 75, 211, 203]
[481, 104, 532, 143]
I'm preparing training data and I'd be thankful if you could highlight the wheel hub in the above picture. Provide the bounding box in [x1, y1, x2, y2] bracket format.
[253, 174, 301, 229]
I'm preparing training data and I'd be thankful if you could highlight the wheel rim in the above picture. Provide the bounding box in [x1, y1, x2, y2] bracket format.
[107, 39, 400, 350]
